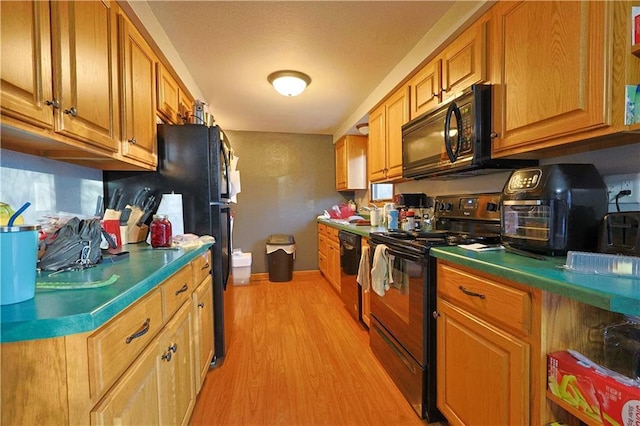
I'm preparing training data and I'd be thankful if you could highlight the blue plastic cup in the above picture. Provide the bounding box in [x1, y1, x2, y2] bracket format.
[1, 225, 40, 305]
[387, 210, 399, 230]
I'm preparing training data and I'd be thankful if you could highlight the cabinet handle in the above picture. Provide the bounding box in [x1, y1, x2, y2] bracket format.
[127, 138, 137, 145]
[63, 107, 78, 117]
[125, 318, 150, 344]
[161, 350, 172, 362]
[431, 92, 438, 99]
[432, 311, 440, 319]
[45, 99, 60, 109]
[458, 285, 486, 299]
[490, 132, 499, 139]
[168, 343, 177, 353]
[198, 302, 205, 308]
[175, 283, 188, 295]
[441, 88, 447, 93]
[201, 262, 210, 270]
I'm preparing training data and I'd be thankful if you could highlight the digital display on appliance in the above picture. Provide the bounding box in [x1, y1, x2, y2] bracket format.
[508, 169, 541, 192]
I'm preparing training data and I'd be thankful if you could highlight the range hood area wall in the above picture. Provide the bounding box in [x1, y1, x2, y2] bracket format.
[395, 143, 640, 211]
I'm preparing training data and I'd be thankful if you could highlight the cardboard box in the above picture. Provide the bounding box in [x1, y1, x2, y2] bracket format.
[547, 351, 640, 426]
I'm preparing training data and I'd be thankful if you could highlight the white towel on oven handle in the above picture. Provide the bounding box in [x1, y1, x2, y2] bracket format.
[356, 245, 370, 292]
[371, 244, 391, 296]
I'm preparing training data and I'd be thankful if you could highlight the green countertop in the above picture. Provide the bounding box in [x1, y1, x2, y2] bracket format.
[430, 246, 640, 316]
[318, 219, 640, 316]
[317, 217, 386, 237]
[0, 243, 212, 343]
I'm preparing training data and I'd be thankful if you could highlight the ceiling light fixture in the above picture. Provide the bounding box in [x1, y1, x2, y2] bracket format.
[356, 123, 369, 135]
[267, 70, 311, 97]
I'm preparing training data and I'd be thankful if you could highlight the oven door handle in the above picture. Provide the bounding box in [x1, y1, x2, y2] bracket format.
[385, 246, 424, 263]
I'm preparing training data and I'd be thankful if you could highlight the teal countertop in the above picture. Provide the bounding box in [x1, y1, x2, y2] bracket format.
[430, 246, 640, 316]
[0, 243, 212, 343]
[317, 217, 385, 237]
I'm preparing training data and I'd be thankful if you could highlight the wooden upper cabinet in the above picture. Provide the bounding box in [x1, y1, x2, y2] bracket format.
[0, 1, 54, 129]
[367, 104, 386, 182]
[178, 89, 194, 124]
[52, 0, 119, 152]
[368, 84, 409, 183]
[385, 86, 409, 180]
[119, 12, 158, 168]
[335, 135, 367, 191]
[409, 59, 440, 119]
[157, 63, 180, 124]
[490, 1, 613, 157]
[409, 16, 488, 119]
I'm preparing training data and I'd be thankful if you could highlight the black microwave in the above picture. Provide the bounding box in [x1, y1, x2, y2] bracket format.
[401, 84, 536, 179]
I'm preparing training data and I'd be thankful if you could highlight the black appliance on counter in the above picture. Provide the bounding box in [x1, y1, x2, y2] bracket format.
[501, 164, 608, 256]
[401, 84, 537, 179]
[393, 193, 433, 209]
[599, 211, 640, 256]
[104, 124, 234, 365]
[338, 230, 362, 325]
[368, 193, 502, 421]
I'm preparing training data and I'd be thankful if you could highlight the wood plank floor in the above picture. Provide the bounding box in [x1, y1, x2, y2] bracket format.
[190, 273, 438, 426]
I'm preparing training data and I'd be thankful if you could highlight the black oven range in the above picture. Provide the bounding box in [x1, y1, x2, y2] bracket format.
[368, 193, 502, 421]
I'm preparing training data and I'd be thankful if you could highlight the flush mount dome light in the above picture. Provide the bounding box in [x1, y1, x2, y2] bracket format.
[267, 70, 311, 97]
[356, 123, 369, 135]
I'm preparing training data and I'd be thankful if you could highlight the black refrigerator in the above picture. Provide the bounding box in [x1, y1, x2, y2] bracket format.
[104, 124, 234, 364]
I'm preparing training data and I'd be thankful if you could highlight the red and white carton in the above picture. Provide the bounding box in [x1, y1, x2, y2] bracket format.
[547, 351, 640, 426]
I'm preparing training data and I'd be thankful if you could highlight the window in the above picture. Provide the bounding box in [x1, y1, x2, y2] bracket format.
[370, 182, 394, 202]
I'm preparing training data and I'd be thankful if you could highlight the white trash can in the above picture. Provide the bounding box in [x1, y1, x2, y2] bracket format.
[232, 251, 252, 285]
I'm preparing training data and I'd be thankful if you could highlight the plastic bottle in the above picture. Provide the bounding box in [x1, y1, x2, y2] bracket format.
[603, 315, 640, 381]
[150, 214, 172, 248]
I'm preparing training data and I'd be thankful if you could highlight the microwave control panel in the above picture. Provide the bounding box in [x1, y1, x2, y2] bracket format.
[507, 169, 542, 192]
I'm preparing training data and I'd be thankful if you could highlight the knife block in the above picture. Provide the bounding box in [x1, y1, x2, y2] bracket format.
[127, 224, 149, 244]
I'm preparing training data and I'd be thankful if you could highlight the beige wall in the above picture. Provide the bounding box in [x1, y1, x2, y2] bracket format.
[226, 131, 352, 275]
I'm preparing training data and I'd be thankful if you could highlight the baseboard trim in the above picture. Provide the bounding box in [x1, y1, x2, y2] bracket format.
[235, 270, 322, 283]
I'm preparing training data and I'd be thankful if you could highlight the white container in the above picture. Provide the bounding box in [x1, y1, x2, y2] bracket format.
[232, 252, 252, 285]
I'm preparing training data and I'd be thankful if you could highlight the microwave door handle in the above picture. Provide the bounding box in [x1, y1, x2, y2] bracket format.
[444, 101, 462, 163]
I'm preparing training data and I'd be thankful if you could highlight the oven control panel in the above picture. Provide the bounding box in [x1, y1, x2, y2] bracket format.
[434, 193, 502, 221]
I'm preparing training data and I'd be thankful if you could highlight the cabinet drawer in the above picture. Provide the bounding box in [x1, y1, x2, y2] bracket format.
[327, 226, 339, 240]
[437, 263, 531, 335]
[191, 250, 212, 286]
[88, 288, 163, 399]
[162, 265, 193, 320]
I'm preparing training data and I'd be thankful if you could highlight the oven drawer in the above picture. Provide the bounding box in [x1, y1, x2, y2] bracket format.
[437, 262, 531, 336]
[370, 317, 425, 418]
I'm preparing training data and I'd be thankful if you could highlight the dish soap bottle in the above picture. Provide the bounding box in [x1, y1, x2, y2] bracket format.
[603, 315, 640, 381]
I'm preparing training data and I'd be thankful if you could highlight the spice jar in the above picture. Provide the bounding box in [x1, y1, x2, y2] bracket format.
[150, 214, 172, 248]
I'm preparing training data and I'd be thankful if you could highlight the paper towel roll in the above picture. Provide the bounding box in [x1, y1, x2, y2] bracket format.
[156, 193, 184, 236]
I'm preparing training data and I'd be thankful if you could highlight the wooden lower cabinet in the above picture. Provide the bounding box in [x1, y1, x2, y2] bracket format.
[193, 275, 214, 391]
[436, 261, 542, 426]
[0, 258, 212, 425]
[318, 223, 341, 294]
[157, 302, 195, 426]
[91, 339, 161, 425]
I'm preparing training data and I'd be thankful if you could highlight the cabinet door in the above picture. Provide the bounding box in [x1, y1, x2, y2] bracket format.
[367, 104, 386, 182]
[178, 89, 193, 124]
[157, 63, 180, 124]
[119, 13, 158, 167]
[52, 0, 119, 152]
[440, 18, 487, 102]
[0, 1, 54, 129]
[385, 85, 409, 180]
[158, 302, 196, 426]
[335, 138, 347, 190]
[437, 298, 529, 426]
[409, 58, 441, 119]
[193, 275, 214, 391]
[491, 1, 608, 156]
[91, 339, 161, 426]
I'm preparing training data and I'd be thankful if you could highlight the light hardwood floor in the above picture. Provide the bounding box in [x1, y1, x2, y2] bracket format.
[189, 273, 437, 426]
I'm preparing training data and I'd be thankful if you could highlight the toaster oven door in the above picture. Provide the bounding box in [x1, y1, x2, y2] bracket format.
[502, 201, 552, 243]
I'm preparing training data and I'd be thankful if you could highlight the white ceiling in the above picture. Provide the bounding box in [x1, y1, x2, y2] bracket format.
[130, 1, 488, 139]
